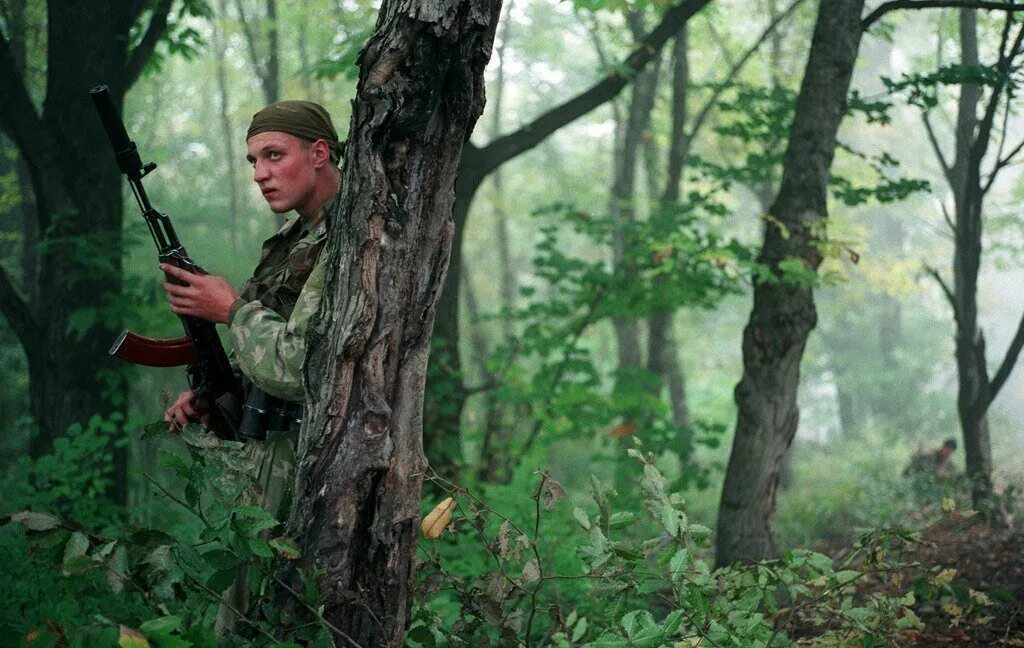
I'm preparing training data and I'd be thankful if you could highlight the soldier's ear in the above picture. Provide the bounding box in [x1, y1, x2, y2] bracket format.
[310, 139, 331, 169]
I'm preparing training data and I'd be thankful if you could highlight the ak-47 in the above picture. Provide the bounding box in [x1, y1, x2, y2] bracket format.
[91, 85, 243, 440]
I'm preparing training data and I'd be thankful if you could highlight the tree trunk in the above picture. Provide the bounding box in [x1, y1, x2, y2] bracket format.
[265, 0, 280, 104]
[949, 8, 993, 506]
[215, 0, 240, 251]
[648, 26, 691, 427]
[285, 0, 501, 641]
[611, 11, 662, 373]
[1, 4, 172, 474]
[715, 0, 864, 567]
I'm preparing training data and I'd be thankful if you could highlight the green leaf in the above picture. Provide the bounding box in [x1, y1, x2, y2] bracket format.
[63, 531, 90, 574]
[670, 548, 689, 582]
[660, 505, 680, 537]
[407, 625, 436, 648]
[107, 545, 129, 593]
[10, 511, 62, 531]
[248, 537, 274, 559]
[236, 505, 277, 521]
[572, 616, 588, 642]
[140, 615, 182, 637]
[572, 507, 591, 531]
[157, 449, 191, 479]
[206, 568, 237, 592]
[269, 536, 301, 559]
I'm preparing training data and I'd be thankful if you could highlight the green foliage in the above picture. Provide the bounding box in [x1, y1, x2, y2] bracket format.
[0, 426, 335, 646]
[0, 414, 125, 530]
[413, 452, 948, 647]
[883, 64, 1013, 109]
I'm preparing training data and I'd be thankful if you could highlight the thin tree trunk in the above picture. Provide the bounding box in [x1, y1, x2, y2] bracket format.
[491, 0, 517, 339]
[949, 8, 993, 506]
[648, 26, 690, 427]
[612, 11, 662, 373]
[284, 0, 501, 640]
[215, 0, 240, 251]
[265, 0, 279, 104]
[715, 0, 865, 567]
[424, 0, 713, 477]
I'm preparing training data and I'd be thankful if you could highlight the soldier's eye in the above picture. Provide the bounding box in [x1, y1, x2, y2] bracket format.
[268, 150, 282, 160]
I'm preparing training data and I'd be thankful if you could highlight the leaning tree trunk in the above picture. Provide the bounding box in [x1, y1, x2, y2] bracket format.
[715, 0, 864, 567]
[284, 0, 501, 642]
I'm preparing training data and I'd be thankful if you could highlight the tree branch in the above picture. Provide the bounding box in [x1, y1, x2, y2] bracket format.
[987, 308, 1024, 404]
[0, 262, 35, 348]
[124, 0, 175, 86]
[986, 135, 1024, 192]
[234, 0, 269, 87]
[924, 264, 956, 313]
[920, 108, 953, 183]
[474, 0, 713, 177]
[863, 1, 1024, 30]
[0, 29, 48, 171]
[688, 0, 806, 142]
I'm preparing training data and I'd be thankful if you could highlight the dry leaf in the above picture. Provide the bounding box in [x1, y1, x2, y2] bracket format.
[421, 497, 457, 539]
[610, 422, 637, 438]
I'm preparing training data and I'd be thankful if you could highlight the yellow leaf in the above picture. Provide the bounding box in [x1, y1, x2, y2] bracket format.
[421, 497, 456, 539]
[968, 588, 993, 606]
[118, 625, 150, 648]
[943, 602, 963, 627]
[941, 497, 956, 512]
[933, 568, 957, 586]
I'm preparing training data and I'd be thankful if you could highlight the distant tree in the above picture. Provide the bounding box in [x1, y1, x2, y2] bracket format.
[283, 0, 501, 642]
[0, 1, 190, 492]
[234, 0, 279, 106]
[715, 0, 1024, 566]
[428, 0, 714, 477]
[911, 9, 1024, 509]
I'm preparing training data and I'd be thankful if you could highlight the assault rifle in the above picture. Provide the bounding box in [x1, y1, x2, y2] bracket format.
[91, 85, 243, 440]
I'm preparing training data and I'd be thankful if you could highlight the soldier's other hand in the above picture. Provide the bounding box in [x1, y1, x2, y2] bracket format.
[164, 389, 211, 433]
[160, 264, 239, 324]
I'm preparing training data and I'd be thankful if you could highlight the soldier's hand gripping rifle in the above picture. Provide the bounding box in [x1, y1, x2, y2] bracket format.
[91, 85, 243, 440]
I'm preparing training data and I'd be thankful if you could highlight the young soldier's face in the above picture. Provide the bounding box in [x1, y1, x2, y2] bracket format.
[246, 131, 319, 214]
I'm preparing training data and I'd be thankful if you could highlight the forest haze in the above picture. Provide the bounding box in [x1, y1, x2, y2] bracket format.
[1, 0, 1024, 645]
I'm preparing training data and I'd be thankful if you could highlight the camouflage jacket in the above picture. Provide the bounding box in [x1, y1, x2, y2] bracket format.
[227, 193, 337, 401]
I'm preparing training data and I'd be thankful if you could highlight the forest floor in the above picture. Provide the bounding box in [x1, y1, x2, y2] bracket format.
[801, 505, 1024, 646]
[897, 510, 1024, 646]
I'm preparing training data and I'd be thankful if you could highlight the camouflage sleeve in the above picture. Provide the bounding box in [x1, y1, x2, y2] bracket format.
[229, 256, 326, 401]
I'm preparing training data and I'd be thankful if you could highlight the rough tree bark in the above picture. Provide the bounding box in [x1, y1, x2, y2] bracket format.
[426, 0, 713, 475]
[715, 0, 865, 567]
[284, 0, 501, 642]
[0, 1, 175, 474]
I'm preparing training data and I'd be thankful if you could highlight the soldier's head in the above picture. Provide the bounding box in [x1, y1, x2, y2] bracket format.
[245, 100, 342, 217]
[939, 438, 958, 459]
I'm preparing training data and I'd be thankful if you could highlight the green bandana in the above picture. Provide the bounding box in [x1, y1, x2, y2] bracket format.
[246, 100, 342, 163]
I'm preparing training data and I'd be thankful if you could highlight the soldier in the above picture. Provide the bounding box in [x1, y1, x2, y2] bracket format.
[904, 438, 958, 480]
[158, 100, 341, 638]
